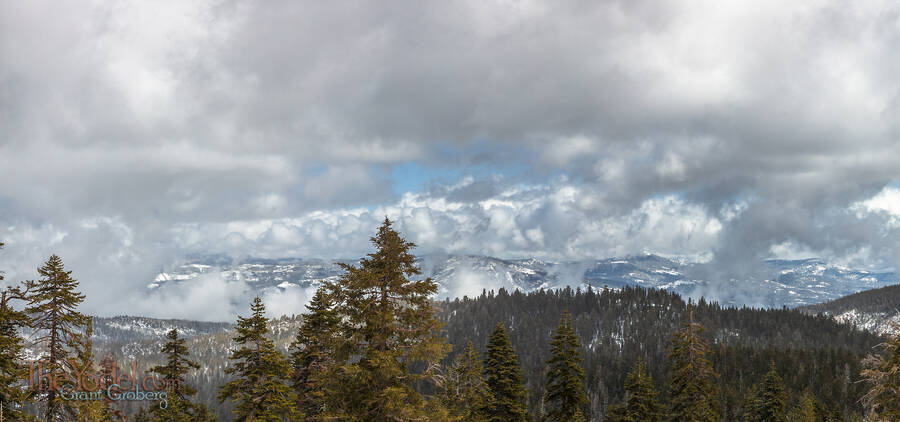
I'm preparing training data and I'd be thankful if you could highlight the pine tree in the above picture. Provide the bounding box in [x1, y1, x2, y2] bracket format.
[443, 341, 490, 422]
[321, 217, 451, 421]
[860, 326, 900, 420]
[148, 329, 214, 421]
[623, 358, 661, 422]
[745, 361, 787, 422]
[25, 254, 89, 421]
[69, 318, 114, 421]
[786, 390, 816, 422]
[218, 297, 297, 421]
[289, 288, 339, 419]
[668, 312, 719, 422]
[0, 242, 34, 420]
[483, 322, 528, 422]
[543, 311, 588, 422]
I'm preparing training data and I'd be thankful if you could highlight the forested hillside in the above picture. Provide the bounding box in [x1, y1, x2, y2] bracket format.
[803, 284, 900, 316]
[112, 285, 883, 420]
[86, 316, 302, 420]
[438, 286, 882, 420]
[800, 284, 900, 336]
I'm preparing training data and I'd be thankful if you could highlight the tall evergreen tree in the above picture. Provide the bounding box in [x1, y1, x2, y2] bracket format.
[483, 322, 528, 422]
[290, 287, 339, 419]
[148, 329, 214, 421]
[623, 358, 661, 422]
[442, 341, 490, 422]
[745, 361, 787, 422]
[668, 312, 719, 422]
[860, 326, 900, 420]
[0, 242, 34, 420]
[543, 311, 588, 422]
[321, 218, 451, 421]
[218, 297, 296, 421]
[25, 255, 88, 421]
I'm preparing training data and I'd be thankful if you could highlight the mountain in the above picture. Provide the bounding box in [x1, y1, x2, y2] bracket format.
[21, 316, 232, 361]
[800, 284, 900, 336]
[149, 254, 898, 309]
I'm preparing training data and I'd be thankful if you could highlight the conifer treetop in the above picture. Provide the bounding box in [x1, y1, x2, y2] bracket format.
[150, 329, 200, 398]
[25, 254, 88, 421]
[484, 322, 529, 422]
[668, 311, 720, 422]
[26, 254, 89, 345]
[544, 311, 588, 422]
[218, 296, 296, 420]
[316, 218, 450, 420]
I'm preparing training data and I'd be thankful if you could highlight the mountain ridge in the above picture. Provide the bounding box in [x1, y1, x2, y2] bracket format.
[799, 284, 900, 335]
[148, 253, 899, 310]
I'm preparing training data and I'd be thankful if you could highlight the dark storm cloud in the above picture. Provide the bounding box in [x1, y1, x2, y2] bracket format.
[1, 0, 899, 317]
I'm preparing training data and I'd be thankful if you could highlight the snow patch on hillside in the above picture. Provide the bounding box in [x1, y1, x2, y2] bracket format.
[833, 309, 900, 336]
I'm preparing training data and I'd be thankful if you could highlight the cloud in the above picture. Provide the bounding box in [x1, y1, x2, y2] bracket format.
[121, 270, 250, 322]
[443, 262, 493, 301]
[856, 187, 900, 225]
[153, 180, 725, 263]
[259, 284, 317, 319]
[1, 0, 900, 316]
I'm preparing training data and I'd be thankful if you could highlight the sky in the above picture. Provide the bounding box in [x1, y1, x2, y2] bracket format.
[2, 0, 900, 319]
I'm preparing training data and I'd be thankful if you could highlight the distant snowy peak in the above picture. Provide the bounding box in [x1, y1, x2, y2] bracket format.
[148, 254, 897, 309]
[148, 257, 347, 291]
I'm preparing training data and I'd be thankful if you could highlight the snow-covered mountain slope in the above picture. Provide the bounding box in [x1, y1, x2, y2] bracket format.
[800, 284, 900, 336]
[148, 254, 898, 310]
[832, 310, 900, 336]
[22, 316, 233, 361]
[149, 257, 351, 291]
[90, 316, 233, 343]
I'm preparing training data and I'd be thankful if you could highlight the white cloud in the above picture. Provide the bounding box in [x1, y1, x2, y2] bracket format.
[3, 0, 900, 316]
[174, 182, 727, 262]
[260, 284, 317, 319]
[857, 187, 900, 224]
[124, 271, 251, 322]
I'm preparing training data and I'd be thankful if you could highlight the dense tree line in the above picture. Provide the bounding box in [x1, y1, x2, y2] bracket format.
[438, 284, 883, 420]
[802, 283, 900, 315]
[2, 224, 900, 421]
